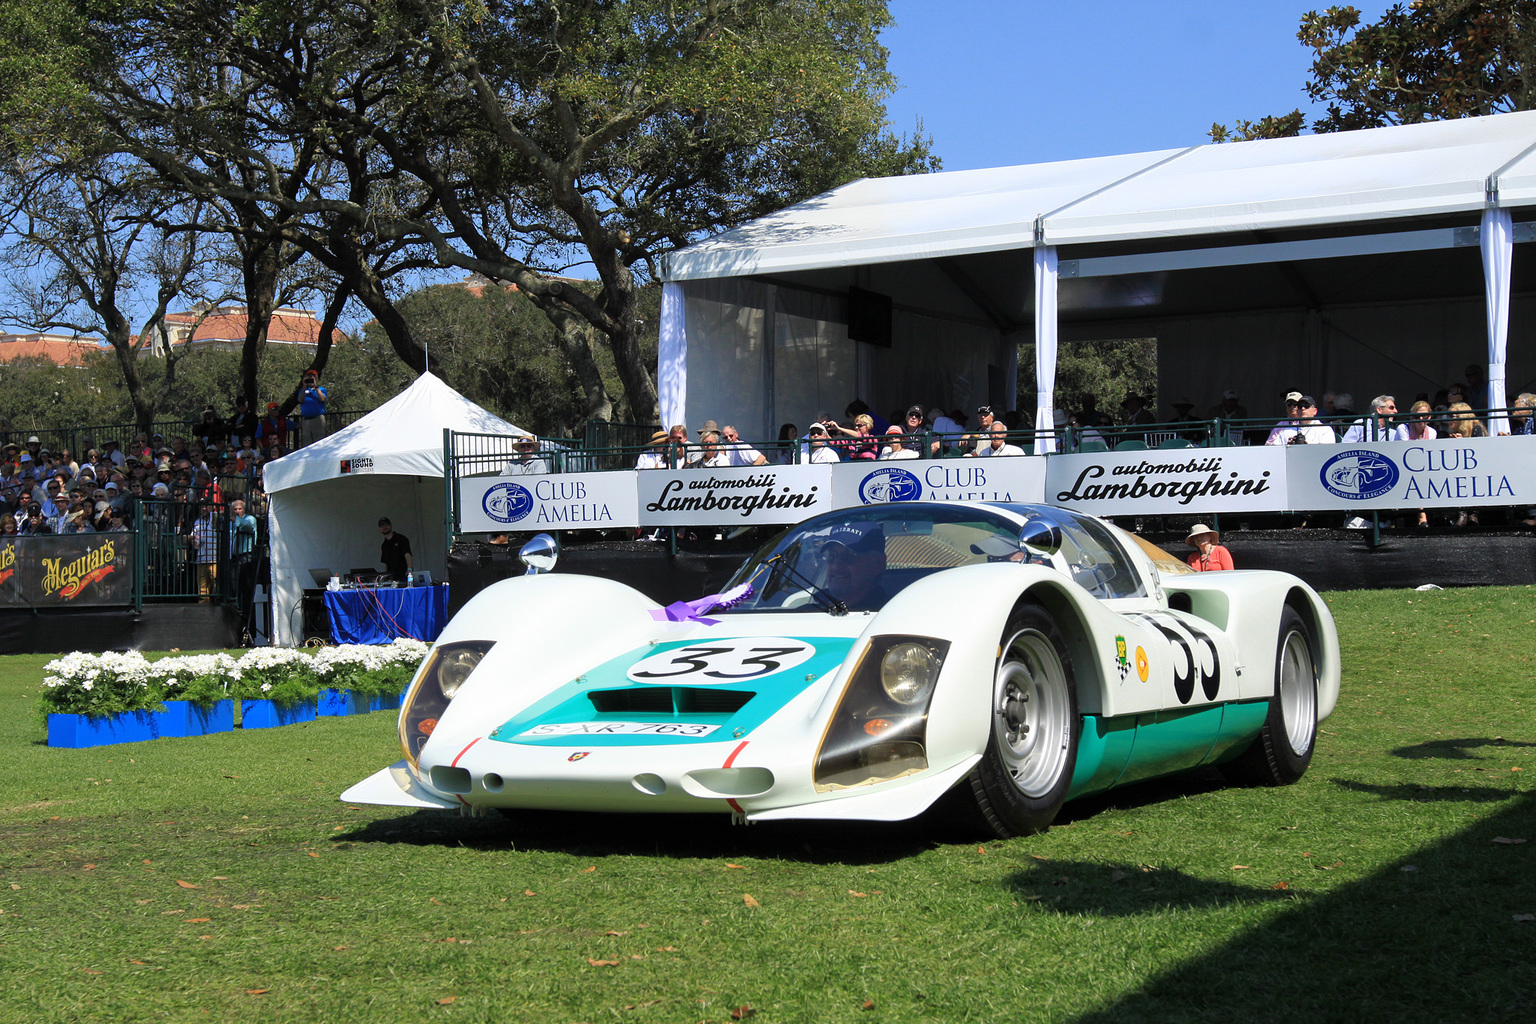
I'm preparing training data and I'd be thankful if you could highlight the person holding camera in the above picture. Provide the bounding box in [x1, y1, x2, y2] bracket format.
[1265, 393, 1335, 446]
[298, 369, 329, 447]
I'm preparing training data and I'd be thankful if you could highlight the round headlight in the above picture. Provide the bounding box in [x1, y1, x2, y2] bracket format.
[437, 649, 485, 699]
[880, 643, 939, 705]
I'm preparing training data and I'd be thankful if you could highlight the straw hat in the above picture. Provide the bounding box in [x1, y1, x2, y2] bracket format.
[1185, 524, 1219, 546]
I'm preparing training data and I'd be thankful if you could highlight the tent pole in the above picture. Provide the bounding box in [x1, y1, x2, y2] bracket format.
[443, 427, 454, 565]
[1480, 205, 1514, 435]
[1032, 244, 1059, 455]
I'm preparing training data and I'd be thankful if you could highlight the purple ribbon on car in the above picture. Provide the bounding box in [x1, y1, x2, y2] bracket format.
[648, 583, 753, 626]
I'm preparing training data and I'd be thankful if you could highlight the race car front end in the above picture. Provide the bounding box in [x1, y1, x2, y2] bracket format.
[344, 614, 973, 822]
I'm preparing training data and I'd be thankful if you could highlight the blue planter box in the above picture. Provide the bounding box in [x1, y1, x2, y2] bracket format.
[368, 688, 408, 713]
[240, 699, 318, 729]
[317, 689, 358, 717]
[47, 709, 167, 748]
[164, 700, 235, 737]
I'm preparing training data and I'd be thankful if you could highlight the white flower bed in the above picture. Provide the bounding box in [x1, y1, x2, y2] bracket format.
[40, 643, 430, 717]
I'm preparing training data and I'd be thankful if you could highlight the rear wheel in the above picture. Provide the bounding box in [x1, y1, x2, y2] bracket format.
[967, 604, 1079, 837]
[1227, 606, 1317, 785]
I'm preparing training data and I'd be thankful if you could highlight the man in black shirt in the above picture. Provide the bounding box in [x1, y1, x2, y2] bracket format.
[378, 517, 413, 581]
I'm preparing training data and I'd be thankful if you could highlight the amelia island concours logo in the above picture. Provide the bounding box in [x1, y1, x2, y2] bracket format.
[482, 481, 535, 524]
[857, 467, 923, 504]
[1320, 449, 1400, 501]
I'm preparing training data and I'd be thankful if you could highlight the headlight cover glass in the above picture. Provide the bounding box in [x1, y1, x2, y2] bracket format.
[814, 635, 949, 791]
[399, 640, 496, 767]
[437, 648, 487, 700]
[880, 643, 939, 705]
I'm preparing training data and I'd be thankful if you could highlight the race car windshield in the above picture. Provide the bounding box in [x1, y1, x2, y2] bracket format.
[722, 505, 1036, 614]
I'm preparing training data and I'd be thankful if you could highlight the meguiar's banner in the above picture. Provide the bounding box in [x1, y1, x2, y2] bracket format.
[0, 538, 18, 605]
[0, 534, 134, 608]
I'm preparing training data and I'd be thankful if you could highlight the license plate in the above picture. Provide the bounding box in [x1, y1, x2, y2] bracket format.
[519, 721, 721, 738]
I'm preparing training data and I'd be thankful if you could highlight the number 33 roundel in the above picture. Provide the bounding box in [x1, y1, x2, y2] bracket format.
[626, 638, 816, 685]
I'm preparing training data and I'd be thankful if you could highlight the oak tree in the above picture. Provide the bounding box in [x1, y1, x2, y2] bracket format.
[1211, 2, 1536, 141]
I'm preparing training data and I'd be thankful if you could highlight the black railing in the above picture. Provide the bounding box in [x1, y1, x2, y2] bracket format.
[0, 409, 369, 461]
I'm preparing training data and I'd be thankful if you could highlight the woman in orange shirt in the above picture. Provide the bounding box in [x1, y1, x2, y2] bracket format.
[1185, 523, 1234, 571]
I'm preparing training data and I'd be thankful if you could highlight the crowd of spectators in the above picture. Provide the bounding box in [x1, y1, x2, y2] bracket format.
[630, 400, 1056, 470]
[621, 373, 1536, 472]
[0, 376, 335, 634]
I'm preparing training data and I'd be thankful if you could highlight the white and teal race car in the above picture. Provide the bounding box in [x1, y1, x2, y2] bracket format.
[342, 502, 1340, 837]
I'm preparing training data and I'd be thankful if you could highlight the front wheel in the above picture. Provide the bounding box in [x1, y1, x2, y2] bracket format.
[1226, 606, 1317, 785]
[967, 604, 1080, 837]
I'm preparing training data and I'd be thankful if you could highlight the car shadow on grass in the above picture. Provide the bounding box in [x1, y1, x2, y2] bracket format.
[338, 807, 941, 864]
[1004, 859, 1300, 917]
[1330, 778, 1517, 803]
[1061, 790, 1536, 1024]
[1390, 735, 1536, 759]
[339, 767, 1250, 859]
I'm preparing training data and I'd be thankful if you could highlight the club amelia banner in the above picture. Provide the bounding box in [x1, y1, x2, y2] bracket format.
[0, 534, 134, 608]
[459, 473, 640, 532]
[1283, 436, 1531, 510]
[831, 458, 1047, 508]
[1045, 447, 1289, 516]
[451, 439, 1534, 532]
[636, 465, 834, 526]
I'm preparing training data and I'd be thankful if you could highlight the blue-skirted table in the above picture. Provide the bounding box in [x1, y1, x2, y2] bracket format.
[324, 584, 450, 645]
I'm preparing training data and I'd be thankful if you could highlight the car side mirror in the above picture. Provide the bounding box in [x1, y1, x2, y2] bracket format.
[519, 532, 560, 575]
[1019, 516, 1062, 557]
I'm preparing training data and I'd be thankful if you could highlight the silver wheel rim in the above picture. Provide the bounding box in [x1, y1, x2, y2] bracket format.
[993, 629, 1072, 797]
[1278, 629, 1317, 757]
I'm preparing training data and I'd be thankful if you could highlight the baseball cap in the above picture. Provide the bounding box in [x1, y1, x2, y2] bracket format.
[824, 524, 883, 556]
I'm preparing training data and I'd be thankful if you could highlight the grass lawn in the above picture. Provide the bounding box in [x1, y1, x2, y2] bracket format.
[1, 587, 1532, 1023]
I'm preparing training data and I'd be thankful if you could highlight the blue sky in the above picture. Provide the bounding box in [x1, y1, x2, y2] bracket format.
[881, 0, 1388, 170]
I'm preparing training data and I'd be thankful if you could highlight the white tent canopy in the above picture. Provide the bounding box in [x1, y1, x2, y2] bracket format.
[659, 110, 1536, 447]
[265, 372, 524, 646]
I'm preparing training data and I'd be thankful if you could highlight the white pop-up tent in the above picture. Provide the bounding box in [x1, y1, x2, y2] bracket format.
[262, 372, 524, 646]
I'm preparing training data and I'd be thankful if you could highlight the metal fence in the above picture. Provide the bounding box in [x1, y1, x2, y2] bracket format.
[131, 496, 266, 605]
[1, 409, 369, 460]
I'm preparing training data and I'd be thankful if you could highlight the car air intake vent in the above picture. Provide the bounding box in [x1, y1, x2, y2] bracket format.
[589, 688, 672, 713]
[588, 688, 754, 715]
[678, 688, 755, 714]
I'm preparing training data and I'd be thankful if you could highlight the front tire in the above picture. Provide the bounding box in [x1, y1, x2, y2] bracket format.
[1227, 606, 1317, 785]
[967, 604, 1080, 837]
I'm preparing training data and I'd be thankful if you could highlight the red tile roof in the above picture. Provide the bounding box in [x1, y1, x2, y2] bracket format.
[0, 334, 108, 367]
[156, 307, 346, 348]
